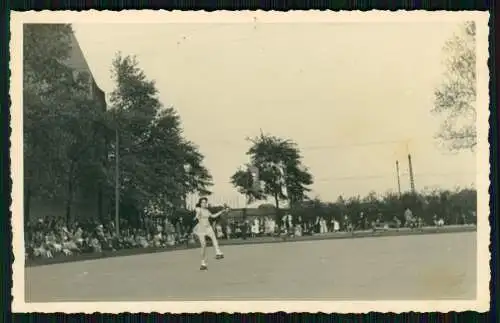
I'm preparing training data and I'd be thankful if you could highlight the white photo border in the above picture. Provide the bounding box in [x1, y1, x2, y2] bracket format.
[10, 10, 491, 313]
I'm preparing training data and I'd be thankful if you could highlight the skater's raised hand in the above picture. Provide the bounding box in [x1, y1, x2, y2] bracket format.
[212, 206, 229, 218]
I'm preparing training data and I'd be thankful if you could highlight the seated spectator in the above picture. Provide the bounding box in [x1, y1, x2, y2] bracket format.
[294, 224, 302, 237]
[90, 237, 102, 253]
[152, 232, 163, 247]
[165, 232, 176, 246]
[136, 232, 149, 248]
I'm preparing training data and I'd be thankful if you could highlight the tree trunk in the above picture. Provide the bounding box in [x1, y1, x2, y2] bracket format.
[97, 185, 104, 223]
[65, 180, 73, 225]
[274, 193, 281, 225]
[182, 193, 187, 209]
[24, 184, 31, 222]
[65, 163, 75, 225]
[274, 193, 280, 210]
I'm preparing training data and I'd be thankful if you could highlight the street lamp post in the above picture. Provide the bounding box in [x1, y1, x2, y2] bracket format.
[115, 127, 120, 236]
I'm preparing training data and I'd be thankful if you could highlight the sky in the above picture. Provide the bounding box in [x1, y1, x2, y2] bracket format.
[72, 22, 477, 207]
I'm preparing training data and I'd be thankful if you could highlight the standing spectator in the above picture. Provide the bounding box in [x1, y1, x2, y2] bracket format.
[251, 217, 260, 238]
[404, 208, 415, 228]
[329, 217, 335, 232]
[215, 222, 224, 239]
[343, 214, 350, 232]
[225, 222, 233, 239]
[461, 212, 467, 225]
[242, 220, 249, 240]
[357, 212, 365, 230]
[269, 217, 277, 236]
[314, 216, 321, 234]
[393, 216, 401, 230]
[319, 217, 328, 234]
[263, 217, 270, 236]
[287, 214, 293, 231]
[332, 218, 340, 232]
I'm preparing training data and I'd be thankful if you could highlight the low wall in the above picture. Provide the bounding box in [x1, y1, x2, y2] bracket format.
[25, 225, 476, 267]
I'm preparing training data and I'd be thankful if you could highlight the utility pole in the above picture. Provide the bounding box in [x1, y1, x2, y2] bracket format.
[395, 160, 402, 197]
[115, 127, 120, 236]
[408, 153, 416, 194]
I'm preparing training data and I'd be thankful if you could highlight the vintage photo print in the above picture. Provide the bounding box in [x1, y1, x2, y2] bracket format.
[10, 10, 490, 313]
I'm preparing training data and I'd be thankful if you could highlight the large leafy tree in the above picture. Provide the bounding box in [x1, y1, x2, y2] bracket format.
[433, 21, 477, 151]
[24, 24, 74, 215]
[23, 24, 107, 222]
[231, 133, 313, 209]
[109, 53, 163, 219]
[230, 167, 266, 204]
[144, 108, 213, 210]
[109, 53, 212, 222]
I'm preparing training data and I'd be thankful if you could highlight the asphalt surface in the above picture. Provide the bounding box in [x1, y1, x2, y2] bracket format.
[25, 231, 476, 302]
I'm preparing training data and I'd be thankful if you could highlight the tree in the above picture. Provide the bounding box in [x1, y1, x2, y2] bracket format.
[57, 86, 108, 224]
[144, 108, 213, 209]
[109, 53, 212, 223]
[23, 24, 107, 223]
[24, 24, 74, 217]
[230, 167, 265, 204]
[109, 53, 164, 221]
[231, 133, 313, 209]
[433, 21, 477, 151]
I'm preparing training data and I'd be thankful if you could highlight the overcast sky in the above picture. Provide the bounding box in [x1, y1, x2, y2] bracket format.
[72, 22, 476, 207]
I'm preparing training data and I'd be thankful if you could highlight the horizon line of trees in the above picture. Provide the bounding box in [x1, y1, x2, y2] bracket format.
[167, 187, 477, 230]
[291, 187, 477, 225]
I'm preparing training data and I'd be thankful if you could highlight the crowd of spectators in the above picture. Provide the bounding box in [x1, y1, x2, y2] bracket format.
[24, 217, 186, 260]
[24, 207, 473, 261]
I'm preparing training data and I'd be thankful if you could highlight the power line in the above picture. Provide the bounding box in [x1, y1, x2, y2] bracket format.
[194, 136, 440, 151]
[313, 171, 476, 183]
[300, 138, 436, 151]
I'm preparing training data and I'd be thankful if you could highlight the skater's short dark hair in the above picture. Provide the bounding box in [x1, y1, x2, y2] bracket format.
[196, 197, 208, 208]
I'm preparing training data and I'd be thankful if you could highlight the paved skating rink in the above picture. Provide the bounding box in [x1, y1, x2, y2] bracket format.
[25, 232, 476, 302]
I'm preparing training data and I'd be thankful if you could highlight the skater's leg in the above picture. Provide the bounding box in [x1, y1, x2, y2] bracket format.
[207, 227, 223, 257]
[197, 232, 208, 269]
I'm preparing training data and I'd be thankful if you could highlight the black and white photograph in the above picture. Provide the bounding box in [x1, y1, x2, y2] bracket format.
[11, 11, 490, 313]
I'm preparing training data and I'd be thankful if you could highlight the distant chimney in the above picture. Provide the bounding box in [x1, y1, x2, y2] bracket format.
[396, 160, 402, 196]
[408, 154, 416, 193]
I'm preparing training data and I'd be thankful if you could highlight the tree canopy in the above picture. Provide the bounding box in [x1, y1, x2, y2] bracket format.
[433, 21, 477, 151]
[109, 53, 213, 222]
[231, 133, 313, 208]
[23, 24, 107, 222]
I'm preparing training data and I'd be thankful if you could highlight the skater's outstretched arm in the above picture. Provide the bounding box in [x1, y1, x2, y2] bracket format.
[211, 206, 230, 218]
